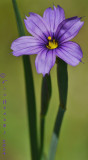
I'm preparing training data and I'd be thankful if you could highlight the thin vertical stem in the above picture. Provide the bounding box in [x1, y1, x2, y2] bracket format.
[40, 116, 45, 159]
[40, 75, 52, 159]
[49, 107, 65, 160]
[12, 0, 39, 160]
[48, 59, 68, 160]
[23, 56, 39, 160]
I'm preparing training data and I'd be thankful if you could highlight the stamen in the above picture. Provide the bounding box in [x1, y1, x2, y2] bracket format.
[46, 39, 58, 50]
[48, 36, 52, 40]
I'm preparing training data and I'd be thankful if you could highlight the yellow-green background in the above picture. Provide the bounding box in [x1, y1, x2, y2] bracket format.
[0, 0, 88, 159]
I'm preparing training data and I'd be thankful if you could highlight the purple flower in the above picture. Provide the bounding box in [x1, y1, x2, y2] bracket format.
[11, 5, 84, 76]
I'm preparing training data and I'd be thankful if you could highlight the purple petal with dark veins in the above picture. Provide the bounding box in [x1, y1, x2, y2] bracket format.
[43, 5, 65, 34]
[11, 36, 44, 56]
[43, 7, 55, 34]
[56, 17, 84, 43]
[56, 41, 83, 66]
[35, 49, 56, 76]
[24, 13, 50, 43]
[53, 5, 65, 31]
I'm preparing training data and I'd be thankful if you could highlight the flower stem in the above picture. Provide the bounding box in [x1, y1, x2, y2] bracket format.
[48, 59, 68, 160]
[40, 75, 52, 159]
[49, 106, 65, 160]
[12, 0, 39, 160]
[40, 116, 45, 159]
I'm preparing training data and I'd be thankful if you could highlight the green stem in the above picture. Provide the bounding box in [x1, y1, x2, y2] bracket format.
[23, 56, 39, 160]
[49, 107, 65, 160]
[48, 59, 68, 160]
[12, 1, 39, 160]
[40, 75, 52, 159]
[54, 107, 65, 137]
[40, 116, 45, 159]
[12, 0, 25, 36]
[57, 59, 68, 109]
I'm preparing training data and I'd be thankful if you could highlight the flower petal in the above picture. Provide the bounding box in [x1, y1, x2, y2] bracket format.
[35, 49, 56, 76]
[24, 13, 50, 43]
[56, 41, 83, 66]
[43, 7, 55, 34]
[56, 17, 84, 43]
[53, 5, 65, 31]
[11, 36, 44, 56]
[43, 5, 65, 34]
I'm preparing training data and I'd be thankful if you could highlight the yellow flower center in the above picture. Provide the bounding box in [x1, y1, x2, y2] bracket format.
[46, 36, 58, 49]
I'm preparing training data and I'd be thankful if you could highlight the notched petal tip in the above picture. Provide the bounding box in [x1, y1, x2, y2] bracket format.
[57, 5, 63, 9]
[29, 12, 36, 16]
[10, 43, 13, 50]
[24, 18, 27, 24]
[53, 4, 64, 10]
[80, 20, 84, 26]
[12, 51, 20, 57]
[53, 5, 56, 9]
[11, 40, 17, 51]
[79, 17, 84, 25]
[25, 16, 28, 20]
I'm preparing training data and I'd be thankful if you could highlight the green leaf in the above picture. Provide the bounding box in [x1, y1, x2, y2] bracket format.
[41, 74, 52, 116]
[57, 58, 68, 109]
[40, 74, 52, 159]
[12, 0, 39, 160]
[48, 58, 68, 160]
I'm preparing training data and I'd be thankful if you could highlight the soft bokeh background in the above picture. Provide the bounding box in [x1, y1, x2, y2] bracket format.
[0, 0, 88, 159]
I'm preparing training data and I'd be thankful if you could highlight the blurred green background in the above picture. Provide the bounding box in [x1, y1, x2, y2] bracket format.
[0, 0, 88, 159]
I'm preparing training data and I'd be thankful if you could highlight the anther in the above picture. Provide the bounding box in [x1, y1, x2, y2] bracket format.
[48, 36, 52, 40]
